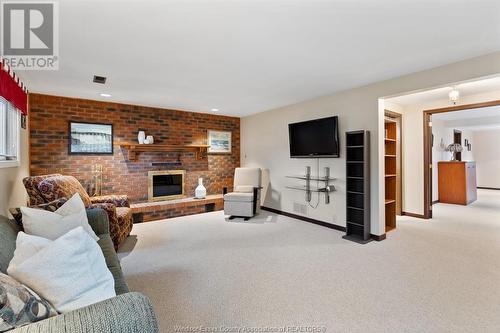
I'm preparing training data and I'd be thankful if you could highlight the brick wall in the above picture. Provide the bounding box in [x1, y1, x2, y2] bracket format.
[29, 94, 240, 203]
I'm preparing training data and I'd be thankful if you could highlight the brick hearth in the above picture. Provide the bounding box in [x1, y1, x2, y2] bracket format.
[131, 194, 224, 223]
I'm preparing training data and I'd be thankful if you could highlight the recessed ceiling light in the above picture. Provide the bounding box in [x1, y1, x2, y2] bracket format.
[211, 108, 219, 112]
[100, 93, 111, 97]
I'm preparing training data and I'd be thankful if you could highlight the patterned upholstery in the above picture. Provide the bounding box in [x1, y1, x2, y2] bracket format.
[90, 195, 130, 208]
[38, 198, 69, 211]
[22, 175, 132, 249]
[38, 175, 92, 207]
[115, 207, 133, 246]
[22, 174, 61, 206]
[89, 203, 132, 249]
[9, 198, 68, 227]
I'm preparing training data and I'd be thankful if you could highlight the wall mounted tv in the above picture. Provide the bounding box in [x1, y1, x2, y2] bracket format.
[288, 116, 339, 158]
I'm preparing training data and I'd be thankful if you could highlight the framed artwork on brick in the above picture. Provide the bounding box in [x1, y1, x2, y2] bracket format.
[207, 130, 231, 154]
[69, 121, 113, 154]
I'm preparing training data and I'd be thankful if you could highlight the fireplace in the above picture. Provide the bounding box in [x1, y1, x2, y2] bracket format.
[148, 170, 185, 201]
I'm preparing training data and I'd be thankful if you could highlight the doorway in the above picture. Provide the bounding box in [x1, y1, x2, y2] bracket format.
[423, 99, 500, 219]
[453, 130, 462, 161]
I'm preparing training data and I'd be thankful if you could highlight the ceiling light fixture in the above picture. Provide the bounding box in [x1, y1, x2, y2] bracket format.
[211, 108, 219, 112]
[449, 87, 460, 105]
[100, 93, 111, 97]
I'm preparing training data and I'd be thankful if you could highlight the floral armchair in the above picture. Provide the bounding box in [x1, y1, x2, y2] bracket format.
[22, 174, 133, 249]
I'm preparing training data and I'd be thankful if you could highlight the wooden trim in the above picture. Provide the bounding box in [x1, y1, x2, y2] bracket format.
[384, 118, 398, 230]
[477, 186, 500, 191]
[261, 206, 386, 241]
[423, 98, 500, 219]
[423, 99, 500, 114]
[432, 200, 439, 205]
[423, 112, 432, 219]
[385, 110, 403, 215]
[120, 143, 209, 161]
[402, 211, 426, 219]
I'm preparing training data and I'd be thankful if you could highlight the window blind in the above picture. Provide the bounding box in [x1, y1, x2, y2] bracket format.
[0, 97, 20, 162]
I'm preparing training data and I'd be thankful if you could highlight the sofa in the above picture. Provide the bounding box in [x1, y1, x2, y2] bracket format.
[0, 209, 158, 333]
[23, 174, 133, 249]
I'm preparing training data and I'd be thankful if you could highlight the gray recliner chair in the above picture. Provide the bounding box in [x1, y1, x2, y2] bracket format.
[224, 167, 262, 220]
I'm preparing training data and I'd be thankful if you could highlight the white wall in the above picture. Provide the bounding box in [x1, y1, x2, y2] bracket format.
[431, 119, 450, 202]
[461, 129, 475, 162]
[473, 129, 500, 188]
[0, 125, 29, 218]
[242, 52, 500, 236]
[242, 90, 377, 231]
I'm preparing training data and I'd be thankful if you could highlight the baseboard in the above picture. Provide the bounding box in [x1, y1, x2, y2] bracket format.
[477, 187, 500, 191]
[402, 211, 426, 219]
[432, 200, 439, 205]
[260, 206, 385, 241]
[260, 206, 346, 232]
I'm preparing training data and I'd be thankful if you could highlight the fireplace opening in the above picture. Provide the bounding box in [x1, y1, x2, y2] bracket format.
[148, 170, 185, 201]
[153, 174, 182, 197]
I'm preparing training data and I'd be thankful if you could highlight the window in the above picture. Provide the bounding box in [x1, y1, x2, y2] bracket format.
[0, 97, 20, 168]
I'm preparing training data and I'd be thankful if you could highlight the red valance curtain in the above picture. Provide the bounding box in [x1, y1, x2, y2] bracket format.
[0, 62, 28, 115]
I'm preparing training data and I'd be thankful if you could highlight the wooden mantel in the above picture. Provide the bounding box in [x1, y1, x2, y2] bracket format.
[119, 143, 209, 161]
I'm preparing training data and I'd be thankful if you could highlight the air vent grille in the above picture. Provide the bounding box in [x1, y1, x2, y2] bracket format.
[93, 75, 107, 84]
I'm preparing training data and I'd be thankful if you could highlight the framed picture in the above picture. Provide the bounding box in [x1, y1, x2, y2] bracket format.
[207, 130, 232, 154]
[69, 121, 113, 154]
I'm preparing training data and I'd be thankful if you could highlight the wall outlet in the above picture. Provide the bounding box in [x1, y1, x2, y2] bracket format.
[293, 202, 308, 215]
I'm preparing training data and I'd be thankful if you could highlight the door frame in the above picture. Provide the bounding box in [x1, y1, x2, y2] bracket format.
[422, 99, 500, 219]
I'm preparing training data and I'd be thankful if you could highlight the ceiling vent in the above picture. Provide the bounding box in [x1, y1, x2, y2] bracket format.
[93, 75, 107, 84]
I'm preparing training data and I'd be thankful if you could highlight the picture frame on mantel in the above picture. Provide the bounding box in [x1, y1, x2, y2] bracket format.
[69, 121, 114, 155]
[207, 130, 231, 154]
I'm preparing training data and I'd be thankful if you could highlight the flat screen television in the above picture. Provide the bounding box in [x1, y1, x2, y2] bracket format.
[288, 116, 339, 158]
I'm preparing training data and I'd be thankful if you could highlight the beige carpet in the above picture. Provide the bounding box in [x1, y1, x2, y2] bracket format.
[119, 189, 500, 333]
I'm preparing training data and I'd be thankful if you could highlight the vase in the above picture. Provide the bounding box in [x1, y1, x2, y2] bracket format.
[146, 135, 154, 144]
[138, 131, 146, 144]
[195, 178, 206, 199]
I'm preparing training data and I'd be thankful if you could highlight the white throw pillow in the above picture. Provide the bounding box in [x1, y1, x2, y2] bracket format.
[7, 227, 116, 313]
[8, 232, 52, 270]
[20, 193, 99, 241]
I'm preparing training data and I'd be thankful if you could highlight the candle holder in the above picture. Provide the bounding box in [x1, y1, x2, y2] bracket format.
[92, 164, 103, 196]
